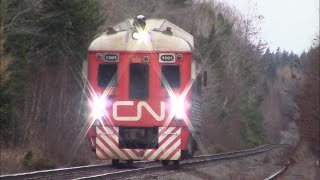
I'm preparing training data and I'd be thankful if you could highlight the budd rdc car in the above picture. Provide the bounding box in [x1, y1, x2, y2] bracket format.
[86, 15, 204, 166]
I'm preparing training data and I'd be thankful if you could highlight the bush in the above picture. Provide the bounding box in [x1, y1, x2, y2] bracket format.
[22, 150, 34, 169]
[69, 158, 89, 167]
[22, 150, 57, 170]
[33, 157, 57, 170]
[214, 144, 226, 153]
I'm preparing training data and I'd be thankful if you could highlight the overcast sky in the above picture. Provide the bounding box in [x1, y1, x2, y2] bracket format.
[216, 0, 319, 54]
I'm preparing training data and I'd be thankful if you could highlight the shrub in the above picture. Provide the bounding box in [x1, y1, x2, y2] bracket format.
[69, 158, 89, 167]
[33, 157, 57, 170]
[22, 150, 34, 169]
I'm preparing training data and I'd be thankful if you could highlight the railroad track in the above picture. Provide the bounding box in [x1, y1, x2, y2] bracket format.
[265, 160, 290, 180]
[0, 144, 285, 180]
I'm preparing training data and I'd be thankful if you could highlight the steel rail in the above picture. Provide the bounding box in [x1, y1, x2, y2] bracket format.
[0, 144, 284, 180]
[0, 164, 113, 180]
[264, 161, 290, 180]
[0, 160, 156, 180]
[75, 144, 283, 180]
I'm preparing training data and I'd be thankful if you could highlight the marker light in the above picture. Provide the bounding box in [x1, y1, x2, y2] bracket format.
[90, 96, 108, 120]
[170, 96, 185, 119]
[132, 31, 150, 41]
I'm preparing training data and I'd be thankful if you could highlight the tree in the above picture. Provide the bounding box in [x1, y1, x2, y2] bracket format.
[1, 0, 102, 148]
[296, 45, 319, 156]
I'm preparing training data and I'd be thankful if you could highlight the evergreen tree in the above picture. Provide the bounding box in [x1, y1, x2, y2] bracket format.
[36, 0, 102, 64]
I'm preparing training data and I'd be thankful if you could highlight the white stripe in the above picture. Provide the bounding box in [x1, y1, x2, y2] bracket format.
[99, 126, 114, 135]
[97, 127, 139, 160]
[96, 148, 105, 159]
[149, 131, 180, 159]
[97, 127, 118, 143]
[123, 149, 139, 159]
[145, 127, 181, 159]
[143, 127, 173, 158]
[170, 150, 181, 160]
[99, 134, 128, 159]
[99, 134, 128, 160]
[161, 139, 181, 159]
[159, 128, 181, 144]
[142, 149, 154, 158]
[96, 139, 115, 158]
[97, 141, 115, 159]
[158, 127, 176, 142]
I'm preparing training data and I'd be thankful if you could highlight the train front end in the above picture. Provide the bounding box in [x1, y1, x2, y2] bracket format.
[87, 17, 196, 165]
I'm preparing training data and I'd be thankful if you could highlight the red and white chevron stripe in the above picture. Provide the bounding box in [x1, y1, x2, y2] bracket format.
[95, 126, 181, 160]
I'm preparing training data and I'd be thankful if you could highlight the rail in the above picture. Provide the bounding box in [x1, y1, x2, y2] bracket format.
[0, 144, 284, 180]
[265, 161, 290, 180]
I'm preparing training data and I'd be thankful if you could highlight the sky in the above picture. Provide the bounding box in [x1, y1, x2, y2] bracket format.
[216, 0, 319, 54]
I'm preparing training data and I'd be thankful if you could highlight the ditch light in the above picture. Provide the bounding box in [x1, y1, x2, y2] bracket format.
[90, 95, 109, 120]
[170, 95, 186, 119]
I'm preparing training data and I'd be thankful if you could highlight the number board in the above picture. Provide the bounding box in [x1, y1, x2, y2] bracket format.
[104, 53, 119, 62]
[159, 53, 176, 63]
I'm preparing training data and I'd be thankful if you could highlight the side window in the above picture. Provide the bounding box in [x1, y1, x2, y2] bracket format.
[196, 75, 202, 96]
[161, 65, 180, 88]
[192, 74, 202, 97]
[98, 64, 118, 87]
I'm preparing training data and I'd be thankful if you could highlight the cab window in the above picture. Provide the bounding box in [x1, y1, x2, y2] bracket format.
[161, 65, 180, 88]
[98, 64, 118, 87]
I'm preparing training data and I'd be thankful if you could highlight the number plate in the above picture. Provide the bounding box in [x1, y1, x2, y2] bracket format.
[104, 53, 119, 62]
[159, 53, 176, 63]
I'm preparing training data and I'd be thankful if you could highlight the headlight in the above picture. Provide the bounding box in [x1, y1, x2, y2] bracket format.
[132, 31, 150, 41]
[170, 96, 185, 119]
[90, 96, 108, 120]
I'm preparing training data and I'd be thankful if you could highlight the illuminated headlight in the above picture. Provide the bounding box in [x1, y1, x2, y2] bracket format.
[170, 96, 185, 119]
[90, 96, 108, 120]
[132, 31, 150, 41]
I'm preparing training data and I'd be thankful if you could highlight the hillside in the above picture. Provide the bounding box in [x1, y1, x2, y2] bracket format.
[1, 0, 318, 174]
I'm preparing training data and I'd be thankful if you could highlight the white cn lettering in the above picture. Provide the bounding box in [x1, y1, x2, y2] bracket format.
[113, 101, 165, 121]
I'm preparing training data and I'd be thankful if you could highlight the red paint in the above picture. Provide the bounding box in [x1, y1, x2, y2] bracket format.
[87, 49, 193, 160]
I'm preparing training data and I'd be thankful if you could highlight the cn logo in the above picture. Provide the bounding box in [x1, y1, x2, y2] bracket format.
[113, 101, 165, 121]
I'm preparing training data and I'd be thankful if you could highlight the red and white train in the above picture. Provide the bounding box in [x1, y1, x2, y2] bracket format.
[86, 16, 204, 166]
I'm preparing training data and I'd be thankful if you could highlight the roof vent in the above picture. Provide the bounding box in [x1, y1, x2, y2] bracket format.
[107, 26, 116, 34]
[163, 26, 172, 35]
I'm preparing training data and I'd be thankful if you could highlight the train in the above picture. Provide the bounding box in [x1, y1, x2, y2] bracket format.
[86, 15, 204, 166]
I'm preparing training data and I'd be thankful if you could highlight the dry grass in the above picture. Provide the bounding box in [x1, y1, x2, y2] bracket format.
[1, 146, 37, 174]
[1, 144, 110, 175]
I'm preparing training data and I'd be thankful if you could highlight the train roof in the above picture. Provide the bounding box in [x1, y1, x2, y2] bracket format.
[89, 18, 194, 52]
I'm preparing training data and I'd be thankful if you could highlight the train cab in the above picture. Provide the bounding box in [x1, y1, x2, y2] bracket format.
[86, 16, 203, 166]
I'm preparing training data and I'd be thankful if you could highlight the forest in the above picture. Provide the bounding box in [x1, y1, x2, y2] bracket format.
[1, 0, 319, 174]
